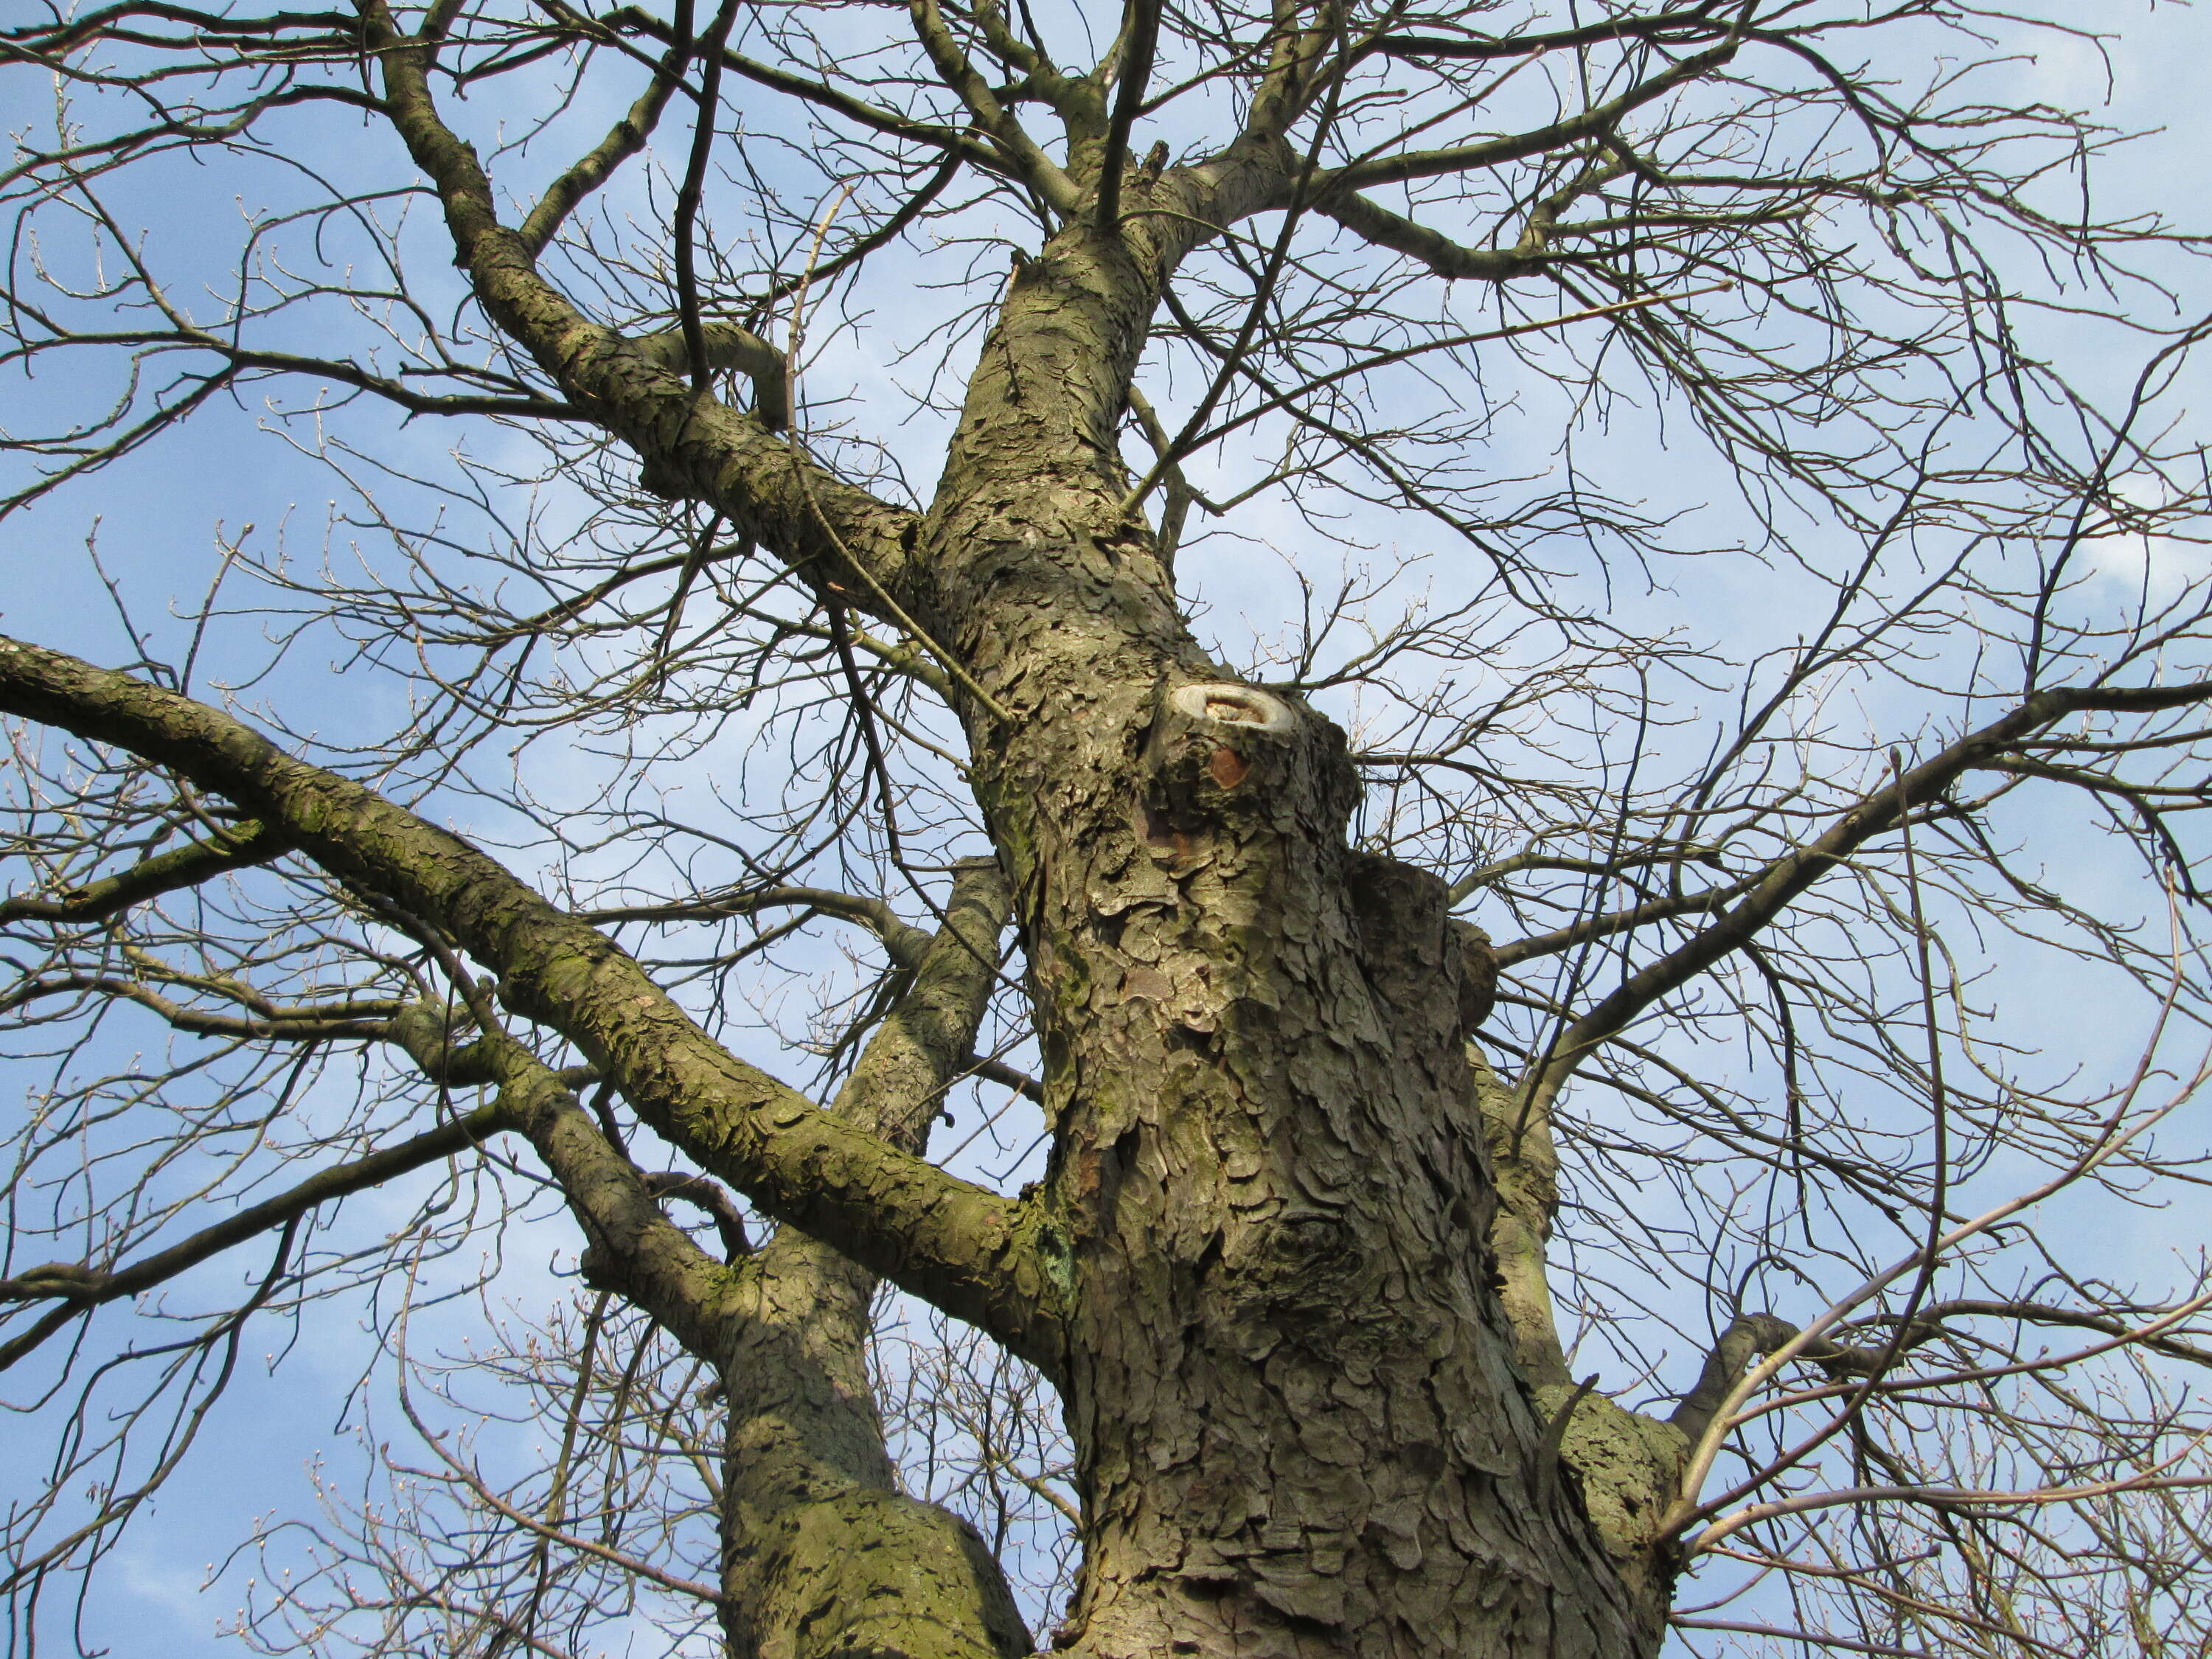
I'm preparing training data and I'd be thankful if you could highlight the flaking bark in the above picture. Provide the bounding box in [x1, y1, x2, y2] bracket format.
[0, 28, 1755, 1652]
[893, 204, 1659, 1654]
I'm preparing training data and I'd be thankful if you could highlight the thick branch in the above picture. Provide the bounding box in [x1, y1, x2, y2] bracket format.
[716, 856, 1032, 1659]
[516, 16, 689, 256]
[354, 0, 917, 611]
[827, 857, 1009, 1146]
[906, 0, 1081, 215]
[1469, 1044, 1571, 1388]
[485, 1033, 743, 1355]
[0, 633, 1062, 1374]
[1669, 1312, 1798, 1440]
[1093, 0, 1161, 232]
[1311, 189, 1549, 281]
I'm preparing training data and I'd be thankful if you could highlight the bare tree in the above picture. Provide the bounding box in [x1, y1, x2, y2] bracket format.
[5, 0, 2212, 1654]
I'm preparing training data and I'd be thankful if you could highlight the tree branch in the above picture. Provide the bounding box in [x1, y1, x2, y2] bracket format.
[711, 855, 1034, 1655]
[1468, 1044, 1571, 1388]
[600, 4, 1004, 174]
[0, 974, 403, 1041]
[1093, 0, 1160, 232]
[0, 633, 1063, 1374]
[517, 11, 691, 256]
[906, 0, 1081, 215]
[1, 818, 291, 923]
[577, 882, 934, 969]
[1370, 4, 1737, 64]
[0, 1102, 505, 1370]
[353, 0, 917, 610]
[640, 1171, 753, 1258]
[1319, 40, 1738, 195]
[1669, 1312, 1798, 1441]
[1310, 187, 1550, 280]
[1524, 676, 2212, 1116]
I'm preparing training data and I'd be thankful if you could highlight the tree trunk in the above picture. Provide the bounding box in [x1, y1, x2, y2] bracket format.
[901, 215, 1674, 1658]
[991, 689, 1663, 1657]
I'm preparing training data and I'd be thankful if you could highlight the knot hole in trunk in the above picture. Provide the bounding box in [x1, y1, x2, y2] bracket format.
[1138, 681, 1304, 862]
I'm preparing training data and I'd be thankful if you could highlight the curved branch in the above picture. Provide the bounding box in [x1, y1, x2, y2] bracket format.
[631, 321, 789, 431]
[1320, 40, 1739, 196]
[1, 818, 291, 924]
[354, 0, 918, 611]
[1371, 5, 1736, 64]
[640, 1171, 753, 1258]
[577, 882, 934, 969]
[0, 632, 1063, 1374]
[906, 0, 1081, 215]
[1669, 1312, 1798, 1440]
[1526, 676, 2212, 1116]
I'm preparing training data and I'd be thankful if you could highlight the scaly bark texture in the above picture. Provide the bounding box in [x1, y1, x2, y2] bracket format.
[6, 24, 1694, 1648]
[10, 6, 2212, 1655]
[0, 196, 1695, 1659]
[897, 212, 1665, 1656]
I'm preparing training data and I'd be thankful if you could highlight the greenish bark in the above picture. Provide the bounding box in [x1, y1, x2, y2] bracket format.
[0, 633, 1060, 1371]
[4, 6, 2206, 1655]
[717, 861, 1033, 1659]
[877, 201, 1668, 1654]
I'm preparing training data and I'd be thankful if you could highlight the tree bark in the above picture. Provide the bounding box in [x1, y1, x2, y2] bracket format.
[714, 860, 1034, 1659]
[0, 74, 1690, 1648]
[900, 212, 1669, 1657]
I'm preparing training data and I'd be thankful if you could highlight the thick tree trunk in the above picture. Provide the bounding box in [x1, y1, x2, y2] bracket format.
[112, 29, 1694, 1630]
[901, 216, 1675, 1657]
[988, 688, 1663, 1657]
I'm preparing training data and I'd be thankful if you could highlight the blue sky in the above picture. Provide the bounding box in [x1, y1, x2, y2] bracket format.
[7, 2, 2212, 1653]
